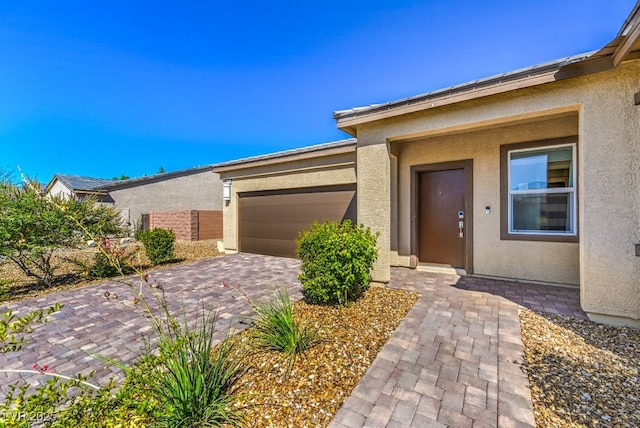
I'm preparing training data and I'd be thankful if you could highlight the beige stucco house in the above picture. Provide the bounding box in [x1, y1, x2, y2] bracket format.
[45, 167, 224, 240]
[45, 174, 115, 202]
[213, 140, 357, 258]
[100, 166, 223, 230]
[215, 2, 640, 327]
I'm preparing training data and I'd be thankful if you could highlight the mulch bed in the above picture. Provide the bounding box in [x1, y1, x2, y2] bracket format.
[520, 309, 640, 427]
[4, 244, 640, 427]
[228, 287, 420, 427]
[0, 240, 221, 303]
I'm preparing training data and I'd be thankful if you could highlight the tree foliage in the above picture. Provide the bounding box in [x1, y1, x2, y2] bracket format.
[0, 180, 126, 286]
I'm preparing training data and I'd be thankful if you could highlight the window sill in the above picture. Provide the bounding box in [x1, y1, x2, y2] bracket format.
[500, 232, 579, 243]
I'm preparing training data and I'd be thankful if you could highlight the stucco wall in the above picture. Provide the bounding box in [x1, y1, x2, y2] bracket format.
[47, 180, 73, 198]
[394, 115, 580, 285]
[107, 170, 223, 229]
[354, 61, 640, 325]
[578, 64, 640, 326]
[357, 142, 391, 283]
[219, 151, 356, 253]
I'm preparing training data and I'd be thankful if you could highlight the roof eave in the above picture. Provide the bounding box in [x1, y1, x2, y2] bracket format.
[212, 140, 357, 173]
[335, 67, 561, 133]
[99, 165, 214, 191]
[43, 175, 61, 194]
[76, 190, 110, 196]
[334, 1, 640, 131]
[613, 18, 640, 66]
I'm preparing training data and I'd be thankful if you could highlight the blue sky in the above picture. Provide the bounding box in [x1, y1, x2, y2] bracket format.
[0, 1, 636, 184]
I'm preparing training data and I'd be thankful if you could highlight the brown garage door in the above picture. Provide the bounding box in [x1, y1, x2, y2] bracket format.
[239, 186, 357, 258]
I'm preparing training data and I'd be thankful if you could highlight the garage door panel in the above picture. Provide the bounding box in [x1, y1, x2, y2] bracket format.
[239, 187, 356, 258]
[240, 193, 354, 220]
[239, 238, 297, 259]
[241, 204, 343, 222]
[241, 221, 316, 240]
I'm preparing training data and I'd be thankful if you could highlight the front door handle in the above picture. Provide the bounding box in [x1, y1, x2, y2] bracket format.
[458, 220, 464, 238]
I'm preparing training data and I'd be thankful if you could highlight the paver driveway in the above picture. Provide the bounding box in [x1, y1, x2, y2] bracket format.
[0, 253, 304, 389]
[1, 253, 585, 426]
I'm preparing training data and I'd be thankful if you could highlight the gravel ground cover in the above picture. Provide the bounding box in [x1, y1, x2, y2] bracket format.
[0, 240, 221, 302]
[228, 286, 420, 428]
[520, 309, 640, 427]
[5, 243, 640, 427]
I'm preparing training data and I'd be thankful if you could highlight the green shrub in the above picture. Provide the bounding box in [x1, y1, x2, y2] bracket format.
[138, 228, 176, 266]
[251, 287, 321, 368]
[88, 251, 120, 278]
[133, 227, 145, 241]
[296, 220, 378, 306]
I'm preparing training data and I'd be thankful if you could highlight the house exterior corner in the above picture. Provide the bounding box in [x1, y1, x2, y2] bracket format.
[337, 60, 640, 327]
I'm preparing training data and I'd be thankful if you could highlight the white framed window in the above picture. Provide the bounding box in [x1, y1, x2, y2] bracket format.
[507, 143, 576, 236]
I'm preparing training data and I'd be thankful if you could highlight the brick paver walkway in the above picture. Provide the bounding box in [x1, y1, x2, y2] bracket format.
[1, 254, 585, 426]
[329, 268, 585, 428]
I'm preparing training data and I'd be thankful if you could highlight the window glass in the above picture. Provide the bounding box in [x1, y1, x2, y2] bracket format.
[508, 144, 575, 235]
[512, 193, 571, 232]
[510, 146, 572, 190]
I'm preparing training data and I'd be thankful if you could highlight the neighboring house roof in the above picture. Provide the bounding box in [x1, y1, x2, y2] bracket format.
[334, 1, 640, 134]
[46, 165, 217, 195]
[212, 138, 357, 172]
[46, 174, 115, 195]
[98, 165, 214, 191]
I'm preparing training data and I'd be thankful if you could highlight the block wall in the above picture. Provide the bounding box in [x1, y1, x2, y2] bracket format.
[148, 210, 223, 241]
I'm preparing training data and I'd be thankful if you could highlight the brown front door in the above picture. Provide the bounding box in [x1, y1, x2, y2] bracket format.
[418, 169, 466, 268]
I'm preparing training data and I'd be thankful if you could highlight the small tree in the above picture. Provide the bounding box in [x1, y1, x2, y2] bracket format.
[0, 180, 126, 286]
[296, 220, 378, 305]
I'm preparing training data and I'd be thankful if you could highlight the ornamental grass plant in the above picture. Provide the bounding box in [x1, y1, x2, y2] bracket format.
[0, 179, 247, 427]
[250, 287, 322, 368]
[149, 307, 247, 428]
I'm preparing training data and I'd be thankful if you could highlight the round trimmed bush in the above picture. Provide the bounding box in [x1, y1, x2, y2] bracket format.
[138, 228, 176, 266]
[296, 220, 378, 305]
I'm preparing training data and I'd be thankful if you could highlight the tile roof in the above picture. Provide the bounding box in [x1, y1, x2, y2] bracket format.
[99, 165, 214, 190]
[333, 52, 594, 121]
[54, 174, 115, 192]
[334, 0, 640, 125]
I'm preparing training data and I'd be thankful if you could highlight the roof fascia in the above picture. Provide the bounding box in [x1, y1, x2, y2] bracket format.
[100, 166, 213, 190]
[44, 175, 61, 194]
[335, 69, 559, 134]
[334, 2, 640, 133]
[212, 144, 356, 173]
[77, 190, 109, 196]
[613, 14, 640, 66]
